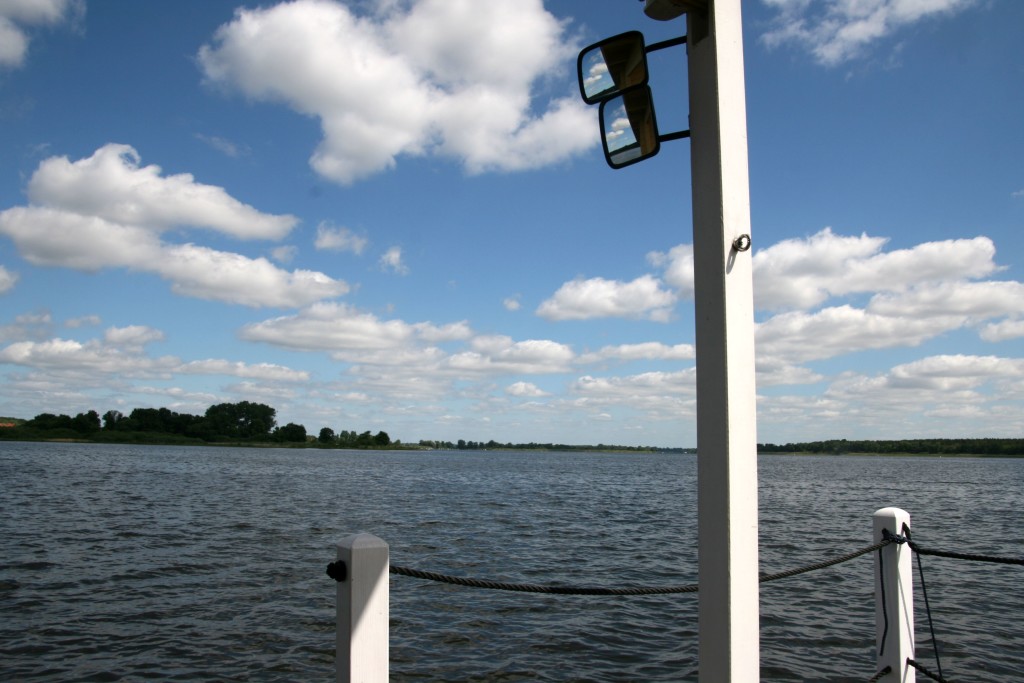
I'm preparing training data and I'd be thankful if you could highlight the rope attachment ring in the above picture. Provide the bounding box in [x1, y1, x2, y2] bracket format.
[326, 561, 347, 582]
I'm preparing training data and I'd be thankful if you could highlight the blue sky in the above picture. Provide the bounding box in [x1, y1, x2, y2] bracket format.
[0, 0, 1021, 447]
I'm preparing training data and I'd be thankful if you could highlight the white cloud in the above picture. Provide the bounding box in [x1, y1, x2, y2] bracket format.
[160, 243, 345, 307]
[756, 304, 963, 364]
[886, 354, 1023, 391]
[65, 315, 101, 328]
[980, 319, 1024, 343]
[0, 311, 53, 343]
[179, 359, 309, 382]
[197, 0, 594, 185]
[756, 357, 825, 387]
[752, 228, 999, 311]
[0, 145, 347, 307]
[867, 280, 1024, 320]
[506, 381, 549, 398]
[0, 264, 17, 294]
[241, 302, 573, 400]
[315, 222, 368, 254]
[573, 369, 697, 398]
[270, 245, 297, 264]
[0, 0, 80, 69]
[648, 244, 695, 299]
[28, 144, 297, 240]
[448, 335, 574, 375]
[578, 342, 695, 364]
[0, 327, 309, 386]
[379, 245, 408, 275]
[761, 0, 978, 66]
[240, 302, 459, 353]
[0, 337, 176, 377]
[104, 325, 165, 350]
[503, 295, 521, 311]
[536, 274, 676, 321]
[194, 133, 250, 159]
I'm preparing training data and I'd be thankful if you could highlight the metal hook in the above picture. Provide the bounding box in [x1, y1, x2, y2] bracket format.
[732, 234, 751, 252]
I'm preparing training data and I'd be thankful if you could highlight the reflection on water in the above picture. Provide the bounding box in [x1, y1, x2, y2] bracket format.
[1, 443, 1022, 681]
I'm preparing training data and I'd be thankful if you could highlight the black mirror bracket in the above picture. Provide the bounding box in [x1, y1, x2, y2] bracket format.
[578, 31, 689, 169]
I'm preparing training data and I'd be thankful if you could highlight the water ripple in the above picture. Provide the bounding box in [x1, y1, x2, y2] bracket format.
[1, 443, 1021, 681]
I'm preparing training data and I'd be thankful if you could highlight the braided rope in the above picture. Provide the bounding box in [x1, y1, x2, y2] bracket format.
[379, 539, 893, 595]
[759, 539, 892, 584]
[389, 564, 698, 595]
[867, 665, 892, 683]
[908, 541, 1024, 566]
[907, 658, 952, 683]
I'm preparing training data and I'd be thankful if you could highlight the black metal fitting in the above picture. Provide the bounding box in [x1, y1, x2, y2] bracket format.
[326, 561, 347, 582]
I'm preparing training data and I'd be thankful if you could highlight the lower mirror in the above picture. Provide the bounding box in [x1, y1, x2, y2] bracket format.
[598, 84, 661, 169]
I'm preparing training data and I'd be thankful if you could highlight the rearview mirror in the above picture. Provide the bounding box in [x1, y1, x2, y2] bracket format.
[577, 31, 648, 105]
[598, 84, 661, 169]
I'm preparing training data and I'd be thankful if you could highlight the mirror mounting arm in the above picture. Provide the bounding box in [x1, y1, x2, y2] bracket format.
[645, 35, 687, 53]
[660, 130, 691, 143]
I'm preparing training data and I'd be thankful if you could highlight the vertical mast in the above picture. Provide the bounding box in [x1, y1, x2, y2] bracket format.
[686, 1, 760, 680]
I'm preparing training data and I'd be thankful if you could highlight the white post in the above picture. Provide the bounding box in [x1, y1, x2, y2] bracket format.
[874, 508, 915, 682]
[687, 1, 761, 681]
[336, 533, 389, 683]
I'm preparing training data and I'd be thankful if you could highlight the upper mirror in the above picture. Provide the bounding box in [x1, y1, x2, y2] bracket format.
[598, 84, 661, 169]
[577, 31, 648, 105]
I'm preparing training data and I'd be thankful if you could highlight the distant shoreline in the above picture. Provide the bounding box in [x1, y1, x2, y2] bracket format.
[3, 435, 1023, 458]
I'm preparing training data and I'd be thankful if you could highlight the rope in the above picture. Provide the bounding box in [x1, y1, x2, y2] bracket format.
[371, 539, 894, 595]
[877, 542, 889, 657]
[388, 564, 698, 595]
[907, 658, 952, 683]
[907, 541, 1024, 566]
[867, 665, 891, 683]
[759, 538, 892, 583]
[904, 524, 944, 681]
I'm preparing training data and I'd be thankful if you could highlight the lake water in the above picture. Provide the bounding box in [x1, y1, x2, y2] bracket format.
[1, 442, 1022, 681]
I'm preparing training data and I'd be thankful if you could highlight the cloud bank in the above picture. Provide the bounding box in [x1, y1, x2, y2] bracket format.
[197, 0, 595, 184]
[0, 144, 347, 307]
[761, 0, 978, 65]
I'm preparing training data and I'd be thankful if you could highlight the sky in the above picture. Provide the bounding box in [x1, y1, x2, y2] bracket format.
[0, 0, 1022, 448]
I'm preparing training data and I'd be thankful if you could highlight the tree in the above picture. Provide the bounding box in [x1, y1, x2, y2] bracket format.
[72, 410, 101, 434]
[276, 422, 307, 442]
[318, 427, 336, 444]
[373, 431, 390, 446]
[102, 410, 124, 430]
[203, 401, 276, 439]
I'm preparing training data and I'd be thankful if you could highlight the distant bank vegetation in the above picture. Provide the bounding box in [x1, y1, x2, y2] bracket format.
[757, 438, 1024, 457]
[1, 406, 1021, 455]
[0, 402, 391, 448]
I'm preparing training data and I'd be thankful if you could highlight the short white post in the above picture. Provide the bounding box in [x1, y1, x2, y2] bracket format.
[335, 533, 389, 683]
[873, 508, 915, 682]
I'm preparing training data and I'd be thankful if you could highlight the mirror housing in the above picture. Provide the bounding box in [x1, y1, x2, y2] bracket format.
[644, 0, 708, 21]
[577, 31, 648, 106]
[598, 84, 661, 169]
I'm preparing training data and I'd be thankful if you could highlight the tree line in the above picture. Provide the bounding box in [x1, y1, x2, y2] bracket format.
[0, 402, 390, 448]
[757, 438, 1024, 456]
[413, 439, 691, 453]
[5, 406, 1020, 455]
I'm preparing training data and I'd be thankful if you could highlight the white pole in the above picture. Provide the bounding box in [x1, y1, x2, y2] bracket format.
[336, 533, 389, 683]
[686, 1, 760, 680]
[873, 508, 915, 682]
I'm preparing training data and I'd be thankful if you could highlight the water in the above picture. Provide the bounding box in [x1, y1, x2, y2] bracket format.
[1, 442, 1022, 681]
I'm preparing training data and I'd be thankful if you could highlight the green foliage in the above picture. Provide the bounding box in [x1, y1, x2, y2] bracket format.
[275, 422, 307, 443]
[757, 438, 1024, 456]
[1, 402, 280, 444]
[204, 401, 276, 439]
